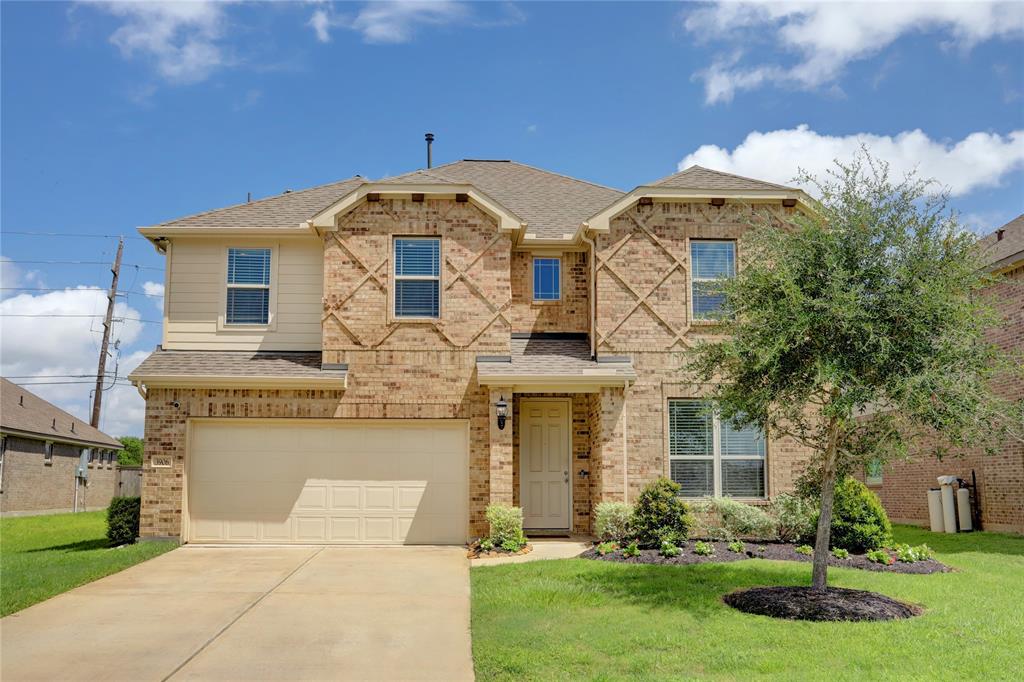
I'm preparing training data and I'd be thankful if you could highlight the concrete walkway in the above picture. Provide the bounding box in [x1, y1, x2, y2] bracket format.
[1, 546, 473, 682]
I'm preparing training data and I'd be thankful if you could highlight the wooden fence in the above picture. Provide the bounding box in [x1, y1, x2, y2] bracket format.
[117, 466, 143, 498]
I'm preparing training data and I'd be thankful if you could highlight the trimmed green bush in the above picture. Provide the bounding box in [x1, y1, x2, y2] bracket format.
[594, 501, 633, 542]
[691, 498, 777, 541]
[106, 496, 141, 546]
[660, 540, 682, 557]
[485, 503, 526, 551]
[693, 540, 715, 556]
[770, 492, 817, 543]
[823, 477, 893, 552]
[629, 478, 694, 548]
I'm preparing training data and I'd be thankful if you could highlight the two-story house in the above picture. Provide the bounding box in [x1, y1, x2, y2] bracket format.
[129, 160, 816, 544]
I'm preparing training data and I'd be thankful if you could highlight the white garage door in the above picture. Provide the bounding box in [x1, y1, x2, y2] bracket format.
[187, 420, 468, 545]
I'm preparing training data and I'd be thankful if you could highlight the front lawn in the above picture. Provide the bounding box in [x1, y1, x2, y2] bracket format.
[0, 511, 177, 616]
[471, 526, 1024, 680]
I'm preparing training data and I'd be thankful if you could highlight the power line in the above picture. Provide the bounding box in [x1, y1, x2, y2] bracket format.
[0, 259, 162, 271]
[4, 373, 119, 379]
[2, 231, 148, 240]
[8, 379, 135, 387]
[0, 287, 163, 297]
[0, 314, 161, 323]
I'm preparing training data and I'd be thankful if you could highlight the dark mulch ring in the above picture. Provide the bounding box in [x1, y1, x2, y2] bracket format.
[724, 586, 923, 622]
[582, 541, 950, 574]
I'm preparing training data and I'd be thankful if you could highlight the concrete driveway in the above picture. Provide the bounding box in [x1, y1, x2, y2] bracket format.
[1, 546, 473, 681]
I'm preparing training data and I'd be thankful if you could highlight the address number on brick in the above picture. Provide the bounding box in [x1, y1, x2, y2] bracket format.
[151, 456, 172, 468]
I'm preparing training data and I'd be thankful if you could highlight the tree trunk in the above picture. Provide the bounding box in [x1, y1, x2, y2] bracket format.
[811, 421, 839, 592]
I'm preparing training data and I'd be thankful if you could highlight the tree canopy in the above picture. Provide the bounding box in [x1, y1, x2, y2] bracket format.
[117, 436, 143, 467]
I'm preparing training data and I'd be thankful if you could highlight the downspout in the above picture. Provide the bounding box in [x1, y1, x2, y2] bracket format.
[581, 232, 597, 358]
[623, 379, 629, 504]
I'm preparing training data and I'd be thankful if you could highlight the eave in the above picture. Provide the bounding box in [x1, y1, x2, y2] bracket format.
[128, 374, 348, 391]
[0, 427, 123, 451]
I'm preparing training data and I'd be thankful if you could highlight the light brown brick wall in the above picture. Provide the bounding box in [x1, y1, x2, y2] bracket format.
[0, 436, 118, 515]
[866, 272, 1024, 533]
[508, 250, 589, 334]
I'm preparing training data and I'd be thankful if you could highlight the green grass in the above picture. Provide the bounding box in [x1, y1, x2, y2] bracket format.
[471, 526, 1024, 680]
[0, 511, 177, 616]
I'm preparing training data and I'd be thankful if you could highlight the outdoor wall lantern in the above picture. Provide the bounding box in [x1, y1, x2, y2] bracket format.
[495, 395, 509, 430]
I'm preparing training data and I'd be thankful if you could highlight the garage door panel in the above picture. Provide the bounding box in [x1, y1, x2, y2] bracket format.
[189, 421, 467, 545]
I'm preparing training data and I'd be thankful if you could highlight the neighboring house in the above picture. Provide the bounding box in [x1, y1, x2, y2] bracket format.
[1, 378, 123, 516]
[861, 215, 1024, 534]
[129, 160, 817, 544]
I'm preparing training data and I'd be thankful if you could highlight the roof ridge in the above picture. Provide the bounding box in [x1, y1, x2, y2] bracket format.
[0, 378, 121, 446]
[155, 176, 365, 227]
[658, 165, 793, 191]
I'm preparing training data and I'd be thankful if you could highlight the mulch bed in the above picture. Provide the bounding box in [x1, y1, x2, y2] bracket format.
[724, 586, 923, 622]
[581, 540, 949, 574]
[466, 543, 533, 559]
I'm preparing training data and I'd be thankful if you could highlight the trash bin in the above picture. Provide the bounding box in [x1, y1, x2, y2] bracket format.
[927, 488, 944, 532]
[937, 476, 958, 533]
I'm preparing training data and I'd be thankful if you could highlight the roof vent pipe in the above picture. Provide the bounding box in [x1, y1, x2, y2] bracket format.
[425, 132, 434, 169]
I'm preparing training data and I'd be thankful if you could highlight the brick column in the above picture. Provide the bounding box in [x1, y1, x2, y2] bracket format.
[590, 386, 626, 504]
[488, 387, 514, 506]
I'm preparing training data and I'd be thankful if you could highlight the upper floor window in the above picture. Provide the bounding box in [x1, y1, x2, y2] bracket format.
[394, 237, 440, 318]
[44, 441, 54, 464]
[533, 257, 561, 301]
[690, 240, 736, 320]
[226, 248, 271, 325]
[668, 399, 765, 498]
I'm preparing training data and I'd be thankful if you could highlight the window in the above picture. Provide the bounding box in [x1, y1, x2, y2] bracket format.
[394, 238, 440, 318]
[866, 458, 883, 485]
[44, 441, 53, 464]
[533, 257, 561, 301]
[690, 240, 736, 320]
[226, 248, 271, 325]
[668, 399, 766, 498]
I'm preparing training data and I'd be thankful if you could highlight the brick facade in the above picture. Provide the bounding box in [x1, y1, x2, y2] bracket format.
[0, 436, 118, 515]
[509, 250, 589, 333]
[864, 267, 1024, 533]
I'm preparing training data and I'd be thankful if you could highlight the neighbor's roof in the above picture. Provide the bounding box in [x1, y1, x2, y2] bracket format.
[476, 335, 635, 387]
[150, 177, 365, 230]
[648, 166, 795, 192]
[129, 349, 347, 389]
[978, 214, 1024, 272]
[0, 378, 123, 449]
[379, 160, 625, 240]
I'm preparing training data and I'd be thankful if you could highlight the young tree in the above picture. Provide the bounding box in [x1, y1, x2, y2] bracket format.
[687, 153, 1019, 592]
[117, 436, 144, 467]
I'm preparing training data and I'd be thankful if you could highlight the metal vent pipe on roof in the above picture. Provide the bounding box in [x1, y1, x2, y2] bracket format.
[425, 132, 435, 168]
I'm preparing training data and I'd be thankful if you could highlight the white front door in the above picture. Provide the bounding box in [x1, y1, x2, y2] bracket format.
[520, 399, 571, 530]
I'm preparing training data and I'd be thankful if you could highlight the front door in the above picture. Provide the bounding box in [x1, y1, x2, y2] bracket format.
[520, 399, 571, 530]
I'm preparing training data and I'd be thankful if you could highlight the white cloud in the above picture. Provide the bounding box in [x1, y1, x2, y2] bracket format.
[684, 1, 1024, 103]
[309, 1, 520, 44]
[1, 257, 20, 291]
[142, 281, 165, 311]
[0, 287, 148, 436]
[679, 125, 1024, 197]
[89, 1, 230, 84]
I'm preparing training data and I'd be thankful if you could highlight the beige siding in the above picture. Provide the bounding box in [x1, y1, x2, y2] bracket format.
[164, 237, 323, 351]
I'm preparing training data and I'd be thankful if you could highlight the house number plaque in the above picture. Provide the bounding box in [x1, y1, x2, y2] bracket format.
[151, 456, 172, 468]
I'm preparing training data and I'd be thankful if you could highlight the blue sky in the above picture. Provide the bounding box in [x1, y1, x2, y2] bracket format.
[2, 1, 1023, 436]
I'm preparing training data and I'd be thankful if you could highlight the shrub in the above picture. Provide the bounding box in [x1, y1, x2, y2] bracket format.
[894, 543, 934, 563]
[795, 544, 813, 555]
[826, 477, 893, 552]
[867, 548, 894, 565]
[770, 493, 817, 543]
[478, 538, 494, 552]
[660, 540, 682, 558]
[691, 498, 777, 541]
[596, 541, 618, 556]
[106, 496, 141, 546]
[485, 504, 526, 551]
[728, 540, 745, 553]
[622, 541, 641, 558]
[831, 548, 850, 559]
[630, 478, 694, 548]
[693, 540, 715, 556]
[594, 502, 633, 542]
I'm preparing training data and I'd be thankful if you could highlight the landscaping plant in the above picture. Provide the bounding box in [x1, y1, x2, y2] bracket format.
[596, 541, 618, 556]
[660, 540, 682, 558]
[728, 540, 746, 553]
[686, 152, 1017, 591]
[832, 548, 850, 559]
[894, 543, 934, 563]
[770, 493, 817, 543]
[485, 503, 526, 552]
[629, 478, 694, 548]
[106, 496, 141, 546]
[594, 501, 633, 542]
[622, 541, 641, 558]
[691, 497, 776, 541]
[867, 548, 895, 565]
[795, 544, 814, 556]
[807, 476, 893, 552]
[693, 541, 715, 556]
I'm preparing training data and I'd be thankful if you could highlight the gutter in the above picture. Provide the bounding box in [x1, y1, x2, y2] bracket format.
[581, 231, 598, 358]
[0, 427, 123, 452]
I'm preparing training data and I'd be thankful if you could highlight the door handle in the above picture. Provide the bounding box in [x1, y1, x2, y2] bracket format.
[563, 470, 569, 483]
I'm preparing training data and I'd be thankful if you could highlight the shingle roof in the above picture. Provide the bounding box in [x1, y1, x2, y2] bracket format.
[380, 160, 625, 240]
[1, 378, 123, 449]
[152, 177, 366, 229]
[477, 335, 635, 381]
[129, 349, 347, 380]
[978, 214, 1024, 271]
[648, 165, 795, 192]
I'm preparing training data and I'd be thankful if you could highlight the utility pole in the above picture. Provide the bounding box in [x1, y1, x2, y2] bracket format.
[91, 237, 123, 428]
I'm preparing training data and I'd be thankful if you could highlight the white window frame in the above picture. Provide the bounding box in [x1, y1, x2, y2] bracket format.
[221, 246, 277, 330]
[392, 236, 442, 321]
[531, 255, 562, 302]
[667, 399, 766, 499]
[689, 239, 736, 322]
